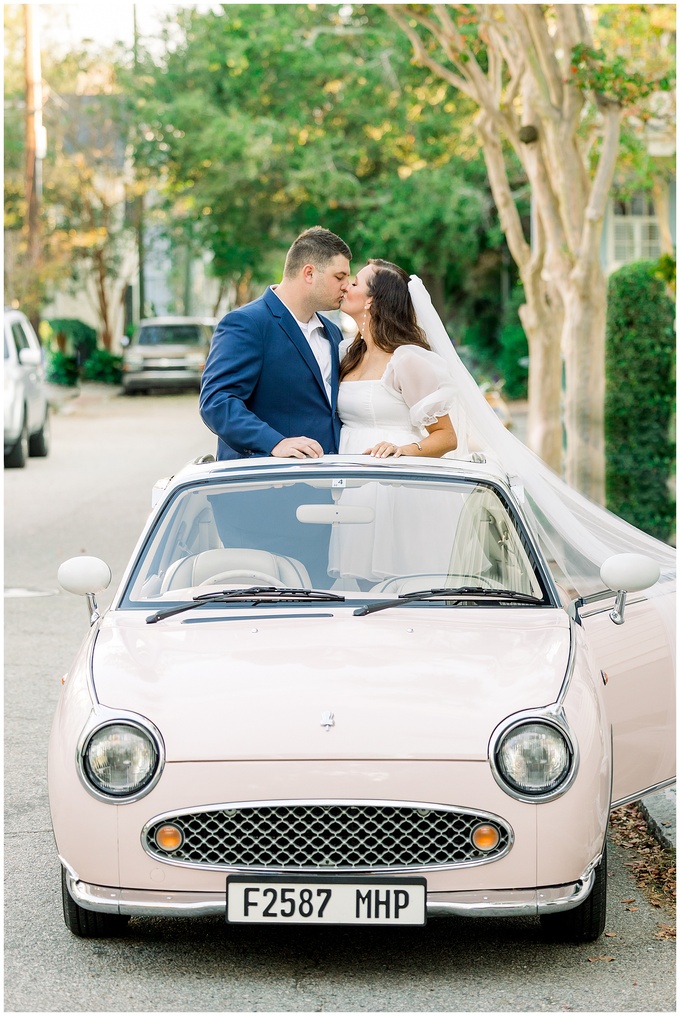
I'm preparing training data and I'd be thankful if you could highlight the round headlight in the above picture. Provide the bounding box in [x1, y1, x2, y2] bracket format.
[495, 721, 572, 796]
[84, 723, 159, 797]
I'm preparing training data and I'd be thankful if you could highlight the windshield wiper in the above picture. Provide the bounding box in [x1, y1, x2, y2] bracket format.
[147, 586, 345, 624]
[354, 586, 544, 617]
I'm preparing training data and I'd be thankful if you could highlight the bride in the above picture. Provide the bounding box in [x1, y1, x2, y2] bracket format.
[338, 259, 459, 459]
[329, 259, 464, 581]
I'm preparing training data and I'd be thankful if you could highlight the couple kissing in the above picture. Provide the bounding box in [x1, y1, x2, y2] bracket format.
[199, 226, 460, 462]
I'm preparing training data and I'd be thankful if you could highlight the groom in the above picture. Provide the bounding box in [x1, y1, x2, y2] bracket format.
[199, 226, 351, 460]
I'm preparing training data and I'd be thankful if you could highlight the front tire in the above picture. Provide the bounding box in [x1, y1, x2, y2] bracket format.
[61, 867, 130, 937]
[540, 846, 607, 943]
[5, 411, 29, 468]
[28, 408, 50, 457]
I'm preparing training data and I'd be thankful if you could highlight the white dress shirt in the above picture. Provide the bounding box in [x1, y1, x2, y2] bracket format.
[270, 287, 332, 403]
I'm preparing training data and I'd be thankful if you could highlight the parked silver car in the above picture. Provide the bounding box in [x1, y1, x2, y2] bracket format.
[121, 317, 216, 394]
[4, 307, 50, 468]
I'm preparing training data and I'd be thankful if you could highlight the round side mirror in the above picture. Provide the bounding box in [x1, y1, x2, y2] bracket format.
[600, 553, 660, 593]
[120, 335, 131, 348]
[58, 556, 112, 596]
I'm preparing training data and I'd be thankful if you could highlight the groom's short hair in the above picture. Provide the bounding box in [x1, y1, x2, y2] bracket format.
[283, 227, 351, 278]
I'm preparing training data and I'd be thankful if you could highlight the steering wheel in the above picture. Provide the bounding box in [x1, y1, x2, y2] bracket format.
[198, 569, 287, 587]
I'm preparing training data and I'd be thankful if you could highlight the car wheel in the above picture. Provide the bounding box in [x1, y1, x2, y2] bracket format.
[28, 408, 50, 457]
[5, 411, 29, 468]
[539, 845, 607, 943]
[61, 867, 130, 937]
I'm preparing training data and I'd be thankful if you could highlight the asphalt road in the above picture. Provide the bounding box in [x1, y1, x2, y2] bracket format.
[4, 387, 675, 1012]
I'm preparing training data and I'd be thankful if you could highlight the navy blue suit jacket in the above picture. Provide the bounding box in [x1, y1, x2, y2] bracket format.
[199, 287, 343, 460]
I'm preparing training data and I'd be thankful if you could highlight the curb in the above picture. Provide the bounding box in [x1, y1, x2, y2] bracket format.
[48, 382, 123, 413]
[639, 786, 676, 851]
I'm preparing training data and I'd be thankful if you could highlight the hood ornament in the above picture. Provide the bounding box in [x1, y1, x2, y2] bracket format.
[321, 710, 335, 732]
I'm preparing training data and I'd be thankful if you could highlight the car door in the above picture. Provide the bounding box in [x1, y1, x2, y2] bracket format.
[579, 583, 675, 807]
[11, 318, 43, 431]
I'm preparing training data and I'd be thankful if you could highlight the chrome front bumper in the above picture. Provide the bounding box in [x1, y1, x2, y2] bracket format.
[122, 369, 202, 390]
[62, 865, 596, 920]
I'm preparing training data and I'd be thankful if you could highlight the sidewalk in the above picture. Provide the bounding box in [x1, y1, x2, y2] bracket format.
[46, 381, 122, 412]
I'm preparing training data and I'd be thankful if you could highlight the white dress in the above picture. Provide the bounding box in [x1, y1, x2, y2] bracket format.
[329, 345, 461, 581]
[337, 345, 459, 453]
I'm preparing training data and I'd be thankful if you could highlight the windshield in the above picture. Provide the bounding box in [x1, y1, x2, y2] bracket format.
[135, 324, 209, 346]
[122, 473, 550, 609]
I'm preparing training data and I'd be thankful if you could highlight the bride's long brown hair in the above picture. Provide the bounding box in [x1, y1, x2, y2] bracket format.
[339, 259, 430, 381]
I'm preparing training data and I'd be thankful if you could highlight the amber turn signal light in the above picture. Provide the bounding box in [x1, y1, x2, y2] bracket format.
[155, 824, 183, 851]
[471, 823, 500, 851]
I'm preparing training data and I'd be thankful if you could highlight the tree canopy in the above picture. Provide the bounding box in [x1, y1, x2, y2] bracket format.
[123, 3, 508, 320]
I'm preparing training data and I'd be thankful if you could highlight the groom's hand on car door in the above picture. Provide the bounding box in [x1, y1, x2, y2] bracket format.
[271, 437, 324, 459]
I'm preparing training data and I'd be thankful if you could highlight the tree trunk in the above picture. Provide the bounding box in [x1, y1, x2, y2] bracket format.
[562, 266, 607, 499]
[235, 270, 254, 307]
[212, 278, 229, 318]
[651, 176, 674, 256]
[476, 112, 563, 471]
[421, 272, 446, 319]
[24, 4, 42, 332]
[94, 248, 112, 351]
[517, 292, 564, 473]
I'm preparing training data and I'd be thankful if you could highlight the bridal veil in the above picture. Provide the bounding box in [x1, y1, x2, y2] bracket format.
[407, 276, 676, 600]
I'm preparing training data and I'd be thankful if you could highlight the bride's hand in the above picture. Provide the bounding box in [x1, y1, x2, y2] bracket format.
[364, 441, 409, 458]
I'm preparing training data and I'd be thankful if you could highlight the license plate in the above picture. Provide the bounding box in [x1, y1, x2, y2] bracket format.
[226, 874, 427, 925]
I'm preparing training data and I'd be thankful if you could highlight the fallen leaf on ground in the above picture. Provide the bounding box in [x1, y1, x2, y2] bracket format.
[653, 924, 676, 940]
[588, 956, 615, 962]
[604, 931, 617, 938]
[609, 805, 675, 915]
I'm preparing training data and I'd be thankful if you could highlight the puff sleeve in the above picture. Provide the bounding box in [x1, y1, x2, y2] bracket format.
[382, 346, 457, 430]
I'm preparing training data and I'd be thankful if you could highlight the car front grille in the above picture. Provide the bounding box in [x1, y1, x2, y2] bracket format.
[143, 802, 512, 872]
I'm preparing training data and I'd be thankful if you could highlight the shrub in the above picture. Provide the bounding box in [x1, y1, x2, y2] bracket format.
[497, 283, 529, 399]
[605, 259, 675, 542]
[45, 350, 79, 387]
[81, 348, 123, 384]
[45, 318, 98, 363]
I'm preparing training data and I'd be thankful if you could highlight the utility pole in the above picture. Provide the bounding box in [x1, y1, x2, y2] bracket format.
[24, 3, 45, 328]
[133, 6, 146, 322]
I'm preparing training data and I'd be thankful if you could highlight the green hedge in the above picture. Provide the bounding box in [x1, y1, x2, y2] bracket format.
[45, 347, 123, 386]
[81, 348, 123, 384]
[605, 259, 675, 542]
[497, 283, 529, 400]
[45, 350, 79, 386]
[46, 318, 98, 361]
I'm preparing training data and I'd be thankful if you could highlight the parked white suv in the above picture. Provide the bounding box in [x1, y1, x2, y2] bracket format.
[4, 308, 50, 468]
[121, 316, 216, 394]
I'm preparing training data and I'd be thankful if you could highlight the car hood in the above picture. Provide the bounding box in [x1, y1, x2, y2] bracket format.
[92, 608, 571, 761]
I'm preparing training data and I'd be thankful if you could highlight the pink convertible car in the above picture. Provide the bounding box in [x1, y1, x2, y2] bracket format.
[49, 455, 675, 941]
